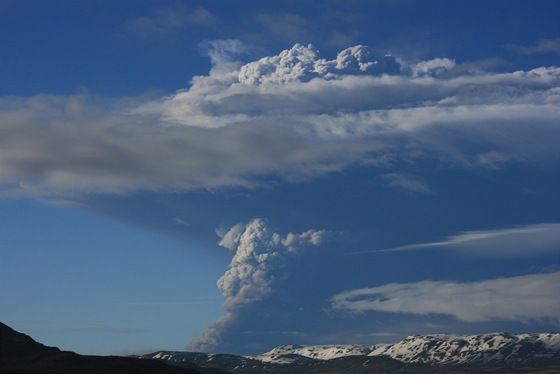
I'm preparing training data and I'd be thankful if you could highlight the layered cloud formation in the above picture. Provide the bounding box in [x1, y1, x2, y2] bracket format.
[1, 42, 559, 197]
[331, 223, 560, 332]
[2, 42, 559, 354]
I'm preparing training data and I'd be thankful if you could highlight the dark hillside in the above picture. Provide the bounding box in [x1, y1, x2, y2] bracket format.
[0, 322, 226, 374]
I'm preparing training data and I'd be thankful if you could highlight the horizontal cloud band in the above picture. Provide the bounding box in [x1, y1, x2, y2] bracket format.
[1, 43, 559, 197]
[354, 223, 560, 257]
[330, 272, 560, 323]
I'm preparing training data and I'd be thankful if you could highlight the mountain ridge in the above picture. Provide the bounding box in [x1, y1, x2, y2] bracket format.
[3, 322, 559, 373]
[142, 332, 560, 373]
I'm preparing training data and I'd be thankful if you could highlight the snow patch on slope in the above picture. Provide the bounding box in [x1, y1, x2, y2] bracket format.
[248, 332, 560, 366]
[144, 332, 560, 369]
[251, 344, 379, 363]
[369, 333, 560, 366]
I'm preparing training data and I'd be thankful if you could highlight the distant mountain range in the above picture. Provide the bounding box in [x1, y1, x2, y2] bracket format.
[141, 333, 560, 373]
[2, 321, 559, 373]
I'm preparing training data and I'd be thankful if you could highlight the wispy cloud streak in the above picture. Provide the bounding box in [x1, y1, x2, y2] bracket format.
[506, 38, 560, 55]
[330, 272, 560, 323]
[352, 223, 560, 257]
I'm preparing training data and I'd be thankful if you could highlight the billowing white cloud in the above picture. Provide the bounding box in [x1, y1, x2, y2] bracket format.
[187, 218, 328, 352]
[330, 272, 560, 323]
[237, 44, 400, 85]
[217, 218, 328, 309]
[1, 42, 559, 197]
[369, 223, 560, 257]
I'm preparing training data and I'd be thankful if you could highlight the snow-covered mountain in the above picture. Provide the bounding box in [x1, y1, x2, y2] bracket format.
[141, 332, 560, 372]
[251, 343, 380, 364]
[249, 333, 560, 367]
[369, 332, 560, 367]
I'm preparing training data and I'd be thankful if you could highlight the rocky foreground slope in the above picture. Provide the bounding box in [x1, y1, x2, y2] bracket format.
[0, 322, 225, 374]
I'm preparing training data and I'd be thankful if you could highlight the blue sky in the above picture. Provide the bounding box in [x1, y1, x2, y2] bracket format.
[1, 0, 559, 356]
